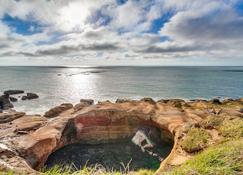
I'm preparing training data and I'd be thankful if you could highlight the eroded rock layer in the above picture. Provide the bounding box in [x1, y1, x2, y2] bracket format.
[0, 98, 242, 174]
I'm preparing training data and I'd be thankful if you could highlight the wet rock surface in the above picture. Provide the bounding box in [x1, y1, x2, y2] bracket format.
[9, 96, 18, 102]
[21, 93, 39, 100]
[4, 90, 24, 95]
[0, 94, 14, 110]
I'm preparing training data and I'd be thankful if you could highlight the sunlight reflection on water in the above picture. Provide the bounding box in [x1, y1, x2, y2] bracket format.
[1, 66, 243, 114]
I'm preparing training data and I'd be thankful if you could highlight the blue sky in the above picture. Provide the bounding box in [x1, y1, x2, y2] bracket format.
[0, 0, 243, 66]
[2, 14, 44, 35]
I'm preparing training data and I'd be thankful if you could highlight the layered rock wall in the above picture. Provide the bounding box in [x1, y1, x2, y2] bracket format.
[0, 98, 242, 174]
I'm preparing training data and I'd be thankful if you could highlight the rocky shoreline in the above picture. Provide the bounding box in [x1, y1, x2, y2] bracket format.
[0, 90, 39, 111]
[0, 97, 242, 174]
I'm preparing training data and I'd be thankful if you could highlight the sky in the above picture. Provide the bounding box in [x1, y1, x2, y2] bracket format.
[0, 0, 243, 66]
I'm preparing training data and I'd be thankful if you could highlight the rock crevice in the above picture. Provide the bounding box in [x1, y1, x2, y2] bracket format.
[0, 98, 242, 174]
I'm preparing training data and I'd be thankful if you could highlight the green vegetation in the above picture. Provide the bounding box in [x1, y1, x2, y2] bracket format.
[219, 118, 243, 138]
[41, 164, 155, 175]
[164, 139, 243, 175]
[181, 128, 211, 153]
[0, 171, 15, 175]
[0, 168, 155, 175]
[1, 109, 242, 175]
[201, 115, 223, 129]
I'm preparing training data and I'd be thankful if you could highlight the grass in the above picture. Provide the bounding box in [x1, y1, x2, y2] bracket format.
[181, 128, 211, 153]
[163, 139, 243, 175]
[200, 115, 223, 129]
[1, 111, 242, 175]
[218, 118, 243, 138]
[41, 163, 155, 175]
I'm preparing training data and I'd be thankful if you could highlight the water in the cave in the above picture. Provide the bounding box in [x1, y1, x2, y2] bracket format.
[44, 128, 173, 171]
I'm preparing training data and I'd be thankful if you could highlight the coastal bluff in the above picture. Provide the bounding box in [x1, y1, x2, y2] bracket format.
[0, 98, 243, 174]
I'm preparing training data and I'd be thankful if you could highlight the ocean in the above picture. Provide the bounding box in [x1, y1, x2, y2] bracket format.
[0, 66, 243, 114]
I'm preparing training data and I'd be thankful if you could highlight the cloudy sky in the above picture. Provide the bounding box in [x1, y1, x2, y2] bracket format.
[0, 0, 243, 66]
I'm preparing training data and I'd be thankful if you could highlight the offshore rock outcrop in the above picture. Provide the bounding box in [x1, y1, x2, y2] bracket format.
[0, 94, 14, 110]
[21, 93, 39, 101]
[0, 91, 39, 111]
[0, 98, 243, 174]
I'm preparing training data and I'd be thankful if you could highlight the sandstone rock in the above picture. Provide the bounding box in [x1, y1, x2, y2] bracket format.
[222, 98, 234, 104]
[21, 93, 39, 100]
[80, 99, 94, 105]
[0, 112, 25, 123]
[0, 98, 242, 174]
[9, 97, 18, 102]
[97, 100, 112, 105]
[116, 98, 129, 103]
[157, 99, 170, 103]
[116, 98, 136, 103]
[140, 97, 156, 104]
[4, 90, 24, 95]
[74, 99, 94, 112]
[165, 99, 186, 109]
[158, 99, 185, 105]
[44, 103, 73, 118]
[13, 115, 47, 133]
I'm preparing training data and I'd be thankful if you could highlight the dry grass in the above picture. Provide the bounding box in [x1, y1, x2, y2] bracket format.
[181, 128, 211, 153]
[164, 139, 243, 175]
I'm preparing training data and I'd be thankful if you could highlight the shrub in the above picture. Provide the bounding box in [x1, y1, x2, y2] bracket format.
[163, 139, 243, 175]
[201, 115, 223, 129]
[181, 128, 211, 153]
[219, 118, 243, 138]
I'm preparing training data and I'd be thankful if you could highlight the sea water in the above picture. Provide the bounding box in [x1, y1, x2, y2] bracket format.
[0, 66, 243, 114]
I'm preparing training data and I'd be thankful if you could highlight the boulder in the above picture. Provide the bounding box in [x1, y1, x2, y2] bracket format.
[211, 98, 222, 105]
[0, 112, 25, 123]
[44, 103, 73, 118]
[21, 93, 39, 101]
[158, 99, 185, 105]
[9, 97, 18, 102]
[222, 98, 234, 104]
[80, 99, 94, 105]
[116, 98, 133, 103]
[0, 94, 14, 110]
[97, 100, 112, 105]
[4, 90, 24, 95]
[74, 99, 94, 112]
[141, 97, 156, 104]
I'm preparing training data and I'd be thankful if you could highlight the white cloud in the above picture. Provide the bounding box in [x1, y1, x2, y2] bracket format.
[0, 0, 243, 66]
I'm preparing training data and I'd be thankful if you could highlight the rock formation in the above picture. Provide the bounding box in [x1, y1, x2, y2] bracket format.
[0, 98, 242, 174]
[4, 90, 24, 95]
[0, 94, 14, 110]
[21, 93, 39, 101]
[9, 97, 18, 102]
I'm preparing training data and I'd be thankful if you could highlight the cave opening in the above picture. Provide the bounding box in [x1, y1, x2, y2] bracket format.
[44, 126, 173, 172]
